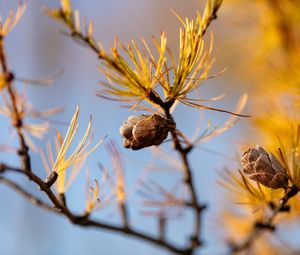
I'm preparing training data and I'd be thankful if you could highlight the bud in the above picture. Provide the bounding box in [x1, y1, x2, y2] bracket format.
[119, 114, 175, 150]
[241, 146, 288, 189]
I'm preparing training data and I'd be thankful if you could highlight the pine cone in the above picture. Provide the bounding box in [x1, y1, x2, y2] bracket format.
[119, 114, 175, 150]
[241, 146, 288, 189]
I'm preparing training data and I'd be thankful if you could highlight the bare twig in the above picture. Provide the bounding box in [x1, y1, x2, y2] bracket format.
[0, 38, 31, 172]
[201, 0, 223, 38]
[0, 176, 60, 214]
[106, 141, 130, 229]
[0, 163, 193, 254]
[165, 108, 207, 251]
[159, 213, 167, 242]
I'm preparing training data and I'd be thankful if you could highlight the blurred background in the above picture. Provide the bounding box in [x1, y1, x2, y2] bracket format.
[0, 0, 299, 254]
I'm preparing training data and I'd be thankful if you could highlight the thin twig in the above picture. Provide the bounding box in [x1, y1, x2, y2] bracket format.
[201, 0, 223, 38]
[165, 109, 206, 251]
[159, 213, 167, 242]
[0, 38, 31, 172]
[0, 176, 60, 214]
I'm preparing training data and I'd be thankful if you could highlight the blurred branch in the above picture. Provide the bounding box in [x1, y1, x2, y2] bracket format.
[0, 38, 31, 172]
[67, 30, 100, 56]
[0, 163, 194, 254]
[164, 107, 207, 250]
[229, 185, 299, 254]
[119, 202, 129, 229]
[0, 176, 60, 214]
[201, 0, 223, 37]
[158, 213, 167, 242]
[106, 141, 130, 229]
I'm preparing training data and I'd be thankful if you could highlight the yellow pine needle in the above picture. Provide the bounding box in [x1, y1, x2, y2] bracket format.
[87, 21, 94, 39]
[169, 11, 214, 100]
[29, 106, 64, 118]
[23, 122, 50, 139]
[96, 33, 167, 110]
[278, 125, 300, 188]
[48, 0, 224, 112]
[57, 169, 66, 194]
[61, 0, 72, 14]
[151, 33, 168, 91]
[22, 122, 50, 152]
[74, 10, 80, 32]
[40, 129, 82, 193]
[193, 94, 248, 144]
[0, 76, 6, 90]
[51, 106, 103, 175]
[221, 210, 254, 241]
[54, 130, 66, 193]
[86, 179, 100, 213]
[0, 1, 27, 37]
[106, 142, 126, 203]
[219, 169, 284, 208]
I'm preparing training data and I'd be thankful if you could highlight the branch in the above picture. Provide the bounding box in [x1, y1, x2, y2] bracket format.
[0, 163, 193, 254]
[164, 108, 207, 251]
[0, 176, 60, 214]
[0, 38, 31, 172]
[42, 1, 222, 253]
[201, 0, 223, 37]
[229, 185, 299, 254]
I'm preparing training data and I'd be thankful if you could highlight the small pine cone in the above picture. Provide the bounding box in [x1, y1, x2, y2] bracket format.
[119, 114, 175, 150]
[241, 146, 288, 189]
